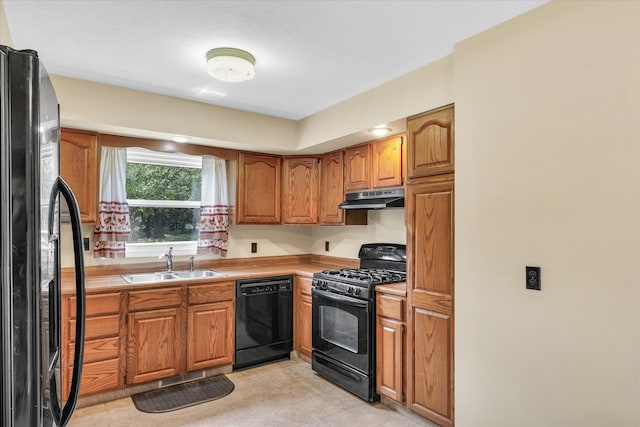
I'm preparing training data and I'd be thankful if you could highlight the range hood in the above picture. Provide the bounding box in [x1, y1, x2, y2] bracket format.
[338, 188, 404, 210]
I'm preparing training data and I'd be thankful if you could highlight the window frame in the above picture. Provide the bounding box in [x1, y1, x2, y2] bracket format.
[125, 147, 203, 258]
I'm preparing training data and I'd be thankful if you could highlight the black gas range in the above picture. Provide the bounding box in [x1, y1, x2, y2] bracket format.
[311, 243, 406, 402]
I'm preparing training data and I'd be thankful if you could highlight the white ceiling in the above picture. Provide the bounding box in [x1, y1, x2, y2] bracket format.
[4, 1, 546, 122]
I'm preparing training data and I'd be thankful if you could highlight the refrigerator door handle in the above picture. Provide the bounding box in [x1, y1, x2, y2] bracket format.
[48, 177, 86, 427]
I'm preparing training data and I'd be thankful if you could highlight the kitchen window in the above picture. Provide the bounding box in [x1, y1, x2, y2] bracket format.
[125, 147, 202, 257]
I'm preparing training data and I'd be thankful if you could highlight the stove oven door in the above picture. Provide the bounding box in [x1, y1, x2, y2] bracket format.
[311, 288, 371, 374]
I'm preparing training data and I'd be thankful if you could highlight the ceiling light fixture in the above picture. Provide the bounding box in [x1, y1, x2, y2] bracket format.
[206, 47, 255, 82]
[369, 126, 392, 137]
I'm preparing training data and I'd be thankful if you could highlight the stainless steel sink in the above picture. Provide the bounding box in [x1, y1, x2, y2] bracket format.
[121, 269, 226, 284]
[173, 270, 227, 279]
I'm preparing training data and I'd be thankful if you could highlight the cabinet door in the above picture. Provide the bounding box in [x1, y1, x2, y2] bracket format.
[282, 157, 319, 224]
[407, 105, 454, 179]
[60, 129, 98, 223]
[127, 307, 183, 384]
[298, 295, 312, 358]
[319, 151, 344, 225]
[372, 135, 403, 188]
[294, 276, 313, 359]
[344, 144, 371, 191]
[376, 316, 404, 402]
[187, 301, 234, 371]
[406, 179, 454, 427]
[237, 153, 281, 224]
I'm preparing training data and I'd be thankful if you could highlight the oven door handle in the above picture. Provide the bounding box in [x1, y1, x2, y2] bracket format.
[312, 288, 369, 308]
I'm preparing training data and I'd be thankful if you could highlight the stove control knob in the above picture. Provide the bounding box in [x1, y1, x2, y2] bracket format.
[347, 288, 354, 295]
[355, 288, 361, 296]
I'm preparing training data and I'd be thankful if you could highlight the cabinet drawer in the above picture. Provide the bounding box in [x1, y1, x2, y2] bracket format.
[69, 337, 120, 364]
[128, 287, 182, 311]
[68, 292, 120, 319]
[69, 314, 120, 342]
[67, 358, 121, 397]
[188, 282, 234, 305]
[376, 294, 404, 321]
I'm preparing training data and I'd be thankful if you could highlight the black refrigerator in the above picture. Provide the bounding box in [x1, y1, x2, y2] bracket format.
[1, 45, 86, 426]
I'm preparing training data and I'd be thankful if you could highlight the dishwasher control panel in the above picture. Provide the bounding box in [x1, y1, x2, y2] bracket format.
[236, 275, 293, 296]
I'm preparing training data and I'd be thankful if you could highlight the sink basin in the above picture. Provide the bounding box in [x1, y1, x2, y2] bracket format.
[121, 272, 178, 284]
[121, 269, 226, 284]
[173, 270, 227, 279]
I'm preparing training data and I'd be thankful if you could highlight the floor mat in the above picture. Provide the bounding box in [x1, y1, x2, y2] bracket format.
[131, 375, 234, 413]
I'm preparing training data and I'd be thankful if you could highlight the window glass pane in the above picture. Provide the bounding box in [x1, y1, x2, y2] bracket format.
[320, 306, 359, 353]
[126, 163, 201, 201]
[128, 207, 200, 243]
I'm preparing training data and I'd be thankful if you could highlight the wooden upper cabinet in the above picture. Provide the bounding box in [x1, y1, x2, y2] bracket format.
[344, 144, 371, 191]
[407, 105, 454, 179]
[319, 151, 344, 225]
[236, 153, 281, 224]
[372, 135, 403, 188]
[60, 129, 98, 223]
[282, 157, 319, 224]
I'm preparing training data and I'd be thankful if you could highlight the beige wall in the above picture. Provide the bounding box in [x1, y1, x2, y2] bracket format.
[297, 55, 454, 150]
[50, 75, 299, 153]
[310, 209, 406, 258]
[454, 1, 640, 426]
[0, 0, 12, 46]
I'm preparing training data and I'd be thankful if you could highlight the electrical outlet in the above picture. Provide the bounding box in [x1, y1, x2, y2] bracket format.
[325, 241, 330, 252]
[526, 266, 541, 290]
[251, 242, 257, 253]
[83, 237, 90, 251]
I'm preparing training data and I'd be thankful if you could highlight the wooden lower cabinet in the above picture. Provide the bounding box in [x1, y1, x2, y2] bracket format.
[187, 282, 235, 371]
[126, 307, 183, 384]
[63, 291, 125, 398]
[376, 289, 405, 403]
[124, 282, 235, 386]
[294, 275, 313, 359]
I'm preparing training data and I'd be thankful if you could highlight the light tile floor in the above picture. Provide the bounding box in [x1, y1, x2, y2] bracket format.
[68, 359, 438, 427]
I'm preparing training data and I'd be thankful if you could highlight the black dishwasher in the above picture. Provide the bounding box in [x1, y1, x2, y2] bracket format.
[234, 275, 293, 370]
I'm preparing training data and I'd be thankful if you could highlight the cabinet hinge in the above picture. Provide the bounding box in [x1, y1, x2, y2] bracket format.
[401, 324, 406, 333]
[402, 393, 406, 403]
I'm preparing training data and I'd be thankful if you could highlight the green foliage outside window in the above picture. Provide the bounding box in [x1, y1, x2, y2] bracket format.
[126, 163, 202, 242]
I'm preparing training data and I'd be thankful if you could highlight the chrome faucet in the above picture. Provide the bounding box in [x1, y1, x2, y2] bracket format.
[161, 246, 173, 272]
[189, 256, 195, 272]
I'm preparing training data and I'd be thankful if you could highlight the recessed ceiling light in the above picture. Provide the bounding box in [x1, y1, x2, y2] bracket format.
[369, 127, 392, 137]
[206, 47, 255, 82]
[172, 136, 190, 143]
